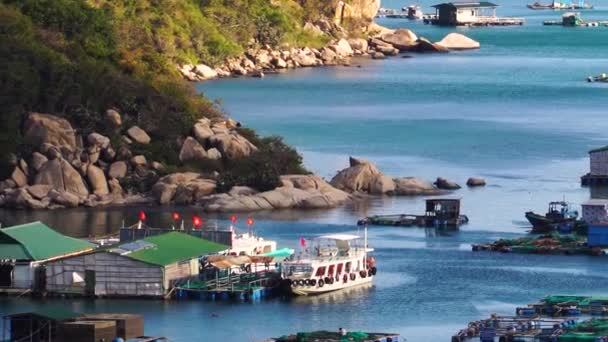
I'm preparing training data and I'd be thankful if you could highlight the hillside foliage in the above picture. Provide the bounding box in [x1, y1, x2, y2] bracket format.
[0, 0, 325, 181]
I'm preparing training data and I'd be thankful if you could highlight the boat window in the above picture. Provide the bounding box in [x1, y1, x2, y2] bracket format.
[336, 263, 343, 274]
[345, 262, 352, 273]
[315, 266, 326, 277]
[328, 264, 335, 276]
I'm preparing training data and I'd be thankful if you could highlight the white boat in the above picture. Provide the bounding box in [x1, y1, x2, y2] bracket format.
[282, 231, 376, 296]
[227, 229, 277, 256]
[403, 5, 423, 19]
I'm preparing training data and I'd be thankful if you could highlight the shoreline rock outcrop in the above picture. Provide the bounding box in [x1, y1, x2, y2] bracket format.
[330, 157, 444, 196]
[177, 28, 480, 82]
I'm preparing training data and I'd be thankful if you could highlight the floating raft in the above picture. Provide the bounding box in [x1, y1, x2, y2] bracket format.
[471, 233, 606, 256]
[525, 295, 608, 316]
[359, 198, 468, 228]
[174, 269, 281, 301]
[268, 331, 401, 342]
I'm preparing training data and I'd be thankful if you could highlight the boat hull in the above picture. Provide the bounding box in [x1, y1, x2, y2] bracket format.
[283, 272, 374, 296]
[525, 211, 576, 233]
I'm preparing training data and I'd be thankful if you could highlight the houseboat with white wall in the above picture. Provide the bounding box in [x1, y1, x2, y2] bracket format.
[424, 2, 524, 26]
[281, 232, 376, 296]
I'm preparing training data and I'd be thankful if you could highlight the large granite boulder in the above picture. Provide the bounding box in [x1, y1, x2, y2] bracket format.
[208, 133, 257, 159]
[26, 184, 52, 200]
[152, 172, 216, 204]
[436, 33, 480, 50]
[11, 167, 27, 187]
[330, 39, 354, 57]
[23, 112, 76, 149]
[108, 161, 128, 179]
[87, 165, 109, 195]
[34, 159, 89, 197]
[292, 50, 318, 67]
[393, 177, 441, 195]
[193, 64, 218, 80]
[434, 177, 461, 190]
[348, 38, 369, 52]
[466, 177, 486, 187]
[30, 152, 48, 172]
[330, 157, 394, 194]
[126, 126, 151, 144]
[413, 37, 449, 53]
[193, 118, 214, 142]
[106, 109, 122, 127]
[380, 29, 418, 50]
[179, 137, 207, 162]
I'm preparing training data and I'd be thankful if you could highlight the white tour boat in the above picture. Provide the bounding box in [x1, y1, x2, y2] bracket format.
[282, 232, 376, 296]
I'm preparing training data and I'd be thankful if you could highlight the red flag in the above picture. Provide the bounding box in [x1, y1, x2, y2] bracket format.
[247, 217, 254, 226]
[230, 215, 238, 223]
[172, 212, 180, 221]
[139, 210, 146, 221]
[193, 215, 202, 227]
[300, 237, 306, 247]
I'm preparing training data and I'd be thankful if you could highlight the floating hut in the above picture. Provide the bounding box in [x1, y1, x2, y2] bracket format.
[425, 2, 524, 26]
[268, 330, 401, 342]
[581, 146, 608, 185]
[0, 222, 95, 293]
[44, 232, 227, 298]
[358, 198, 468, 228]
[2, 310, 166, 342]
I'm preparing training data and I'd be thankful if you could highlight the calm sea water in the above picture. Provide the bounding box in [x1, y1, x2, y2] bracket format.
[3, 3, 608, 341]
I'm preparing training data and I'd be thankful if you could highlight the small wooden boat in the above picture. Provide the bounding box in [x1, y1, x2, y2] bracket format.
[588, 73, 608, 82]
[525, 201, 579, 233]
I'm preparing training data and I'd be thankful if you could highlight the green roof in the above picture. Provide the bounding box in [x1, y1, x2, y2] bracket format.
[590, 146, 608, 153]
[124, 232, 227, 266]
[6, 307, 81, 321]
[0, 222, 95, 261]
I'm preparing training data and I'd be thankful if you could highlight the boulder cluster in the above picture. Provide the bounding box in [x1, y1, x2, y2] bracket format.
[0, 112, 259, 209]
[328, 157, 486, 195]
[179, 30, 480, 81]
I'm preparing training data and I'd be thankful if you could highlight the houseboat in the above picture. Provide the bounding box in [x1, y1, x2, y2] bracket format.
[281, 232, 376, 296]
[525, 201, 580, 233]
[403, 4, 424, 19]
[358, 198, 469, 228]
[425, 2, 524, 26]
[528, 0, 593, 10]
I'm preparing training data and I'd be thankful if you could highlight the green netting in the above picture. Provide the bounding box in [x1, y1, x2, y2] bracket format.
[544, 296, 608, 306]
[559, 332, 606, 342]
[276, 330, 371, 342]
[569, 319, 608, 333]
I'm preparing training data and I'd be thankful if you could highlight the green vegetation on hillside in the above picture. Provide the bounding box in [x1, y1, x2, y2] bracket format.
[0, 0, 329, 188]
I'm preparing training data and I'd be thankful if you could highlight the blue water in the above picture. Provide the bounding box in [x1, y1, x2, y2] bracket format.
[4, 3, 608, 341]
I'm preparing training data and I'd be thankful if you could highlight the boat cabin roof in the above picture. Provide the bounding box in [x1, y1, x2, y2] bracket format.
[316, 234, 361, 241]
[432, 1, 498, 9]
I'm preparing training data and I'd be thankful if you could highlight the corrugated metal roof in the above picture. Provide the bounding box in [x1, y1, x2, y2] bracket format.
[124, 232, 228, 266]
[5, 308, 81, 321]
[432, 1, 498, 8]
[0, 221, 95, 261]
[589, 146, 608, 153]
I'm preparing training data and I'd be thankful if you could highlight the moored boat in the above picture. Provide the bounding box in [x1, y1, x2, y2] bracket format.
[588, 73, 608, 82]
[281, 232, 376, 296]
[527, 0, 593, 10]
[403, 5, 423, 19]
[525, 201, 579, 233]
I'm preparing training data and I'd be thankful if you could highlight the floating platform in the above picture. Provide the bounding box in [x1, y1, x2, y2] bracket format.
[452, 296, 608, 342]
[424, 16, 524, 26]
[358, 198, 469, 228]
[173, 269, 281, 302]
[268, 330, 401, 342]
[471, 233, 607, 256]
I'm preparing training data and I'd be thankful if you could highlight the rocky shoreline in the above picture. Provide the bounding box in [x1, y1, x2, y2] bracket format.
[178, 28, 480, 82]
[0, 112, 484, 212]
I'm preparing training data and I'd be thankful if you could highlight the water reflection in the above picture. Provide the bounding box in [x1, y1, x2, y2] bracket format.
[289, 283, 375, 305]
